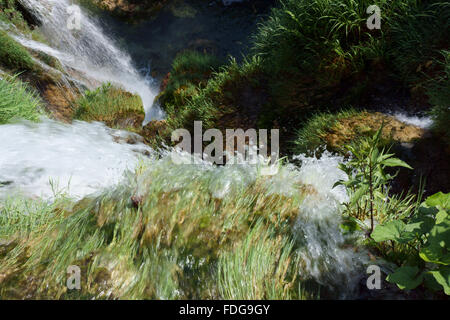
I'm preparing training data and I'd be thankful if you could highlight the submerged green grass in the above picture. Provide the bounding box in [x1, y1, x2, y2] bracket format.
[0, 157, 317, 299]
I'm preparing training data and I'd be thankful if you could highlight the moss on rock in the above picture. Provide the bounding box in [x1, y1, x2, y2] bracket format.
[293, 110, 426, 155]
[73, 83, 145, 128]
[82, 0, 168, 20]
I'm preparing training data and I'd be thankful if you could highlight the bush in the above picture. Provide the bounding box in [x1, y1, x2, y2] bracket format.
[428, 51, 450, 146]
[388, 2, 450, 87]
[164, 56, 268, 137]
[0, 76, 43, 124]
[157, 51, 223, 109]
[372, 192, 449, 295]
[0, 0, 32, 33]
[252, 0, 394, 81]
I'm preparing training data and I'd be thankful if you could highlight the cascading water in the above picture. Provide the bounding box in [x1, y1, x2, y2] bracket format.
[16, 0, 163, 122]
[0, 119, 153, 199]
[0, 1, 369, 297]
[0, 119, 367, 295]
[293, 153, 368, 297]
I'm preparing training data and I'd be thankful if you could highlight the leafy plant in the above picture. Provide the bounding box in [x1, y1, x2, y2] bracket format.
[372, 192, 450, 294]
[334, 126, 412, 235]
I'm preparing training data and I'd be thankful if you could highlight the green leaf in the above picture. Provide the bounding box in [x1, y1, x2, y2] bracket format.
[420, 246, 450, 265]
[386, 266, 423, 290]
[405, 214, 434, 236]
[370, 147, 379, 165]
[350, 184, 368, 205]
[436, 210, 448, 225]
[425, 192, 450, 210]
[423, 271, 443, 292]
[372, 220, 414, 243]
[381, 158, 413, 169]
[429, 266, 450, 295]
[332, 180, 344, 189]
[419, 217, 450, 265]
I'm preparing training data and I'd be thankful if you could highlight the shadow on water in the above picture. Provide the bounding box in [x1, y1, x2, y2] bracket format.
[90, 0, 276, 78]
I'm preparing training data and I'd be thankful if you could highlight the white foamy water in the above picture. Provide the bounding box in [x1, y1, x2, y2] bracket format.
[0, 117, 367, 293]
[393, 112, 433, 129]
[131, 151, 367, 295]
[293, 153, 367, 297]
[0, 119, 153, 199]
[17, 0, 163, 122]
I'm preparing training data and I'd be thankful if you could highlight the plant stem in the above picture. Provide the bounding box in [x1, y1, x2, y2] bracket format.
[369, 157, 374, 236]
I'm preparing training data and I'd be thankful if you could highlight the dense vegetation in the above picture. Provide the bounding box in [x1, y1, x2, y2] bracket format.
[73, 83, 145, 127]
[0, 75, 42, 124]
[0, 0, 448, 299]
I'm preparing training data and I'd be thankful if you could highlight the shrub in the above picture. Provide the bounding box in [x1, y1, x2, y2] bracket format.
[164, 56, 268, 136]
[372, 192, 449, 295]
[428, 51, 450, 146]
[157, 51, 223, 109]
[0, 0, 32, 33]
[334, 127, 414, 234]
[388, 1, 450, 87]
[252, 0, 395, 81]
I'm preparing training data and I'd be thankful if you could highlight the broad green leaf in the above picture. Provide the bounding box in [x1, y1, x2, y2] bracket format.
[405, 214, 434, 236]
[332, 180, 344, 189]
[386, 266, 423, 290]
[436, 210, 448, 225]
[423, 271, 443, 292]
[420, 218, 450, 265]
[381, 158, 413, 169]
[372, 220, 413, 243]
[418, 204, 439, 216]
[340, 216, 361, 233]
[429, 266, 450, 295]
[373, 126, 383, 143]
[420, 246, 450, 265]
[378, 153, 395, 162]
[425, 192, 450, 210]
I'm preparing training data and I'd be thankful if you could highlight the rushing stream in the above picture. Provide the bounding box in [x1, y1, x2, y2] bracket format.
[1, 0, 434, 298]
[0, 119, 152, 199]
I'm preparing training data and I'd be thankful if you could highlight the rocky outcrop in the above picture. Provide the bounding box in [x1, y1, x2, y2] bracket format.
[85, 0, 168, 19]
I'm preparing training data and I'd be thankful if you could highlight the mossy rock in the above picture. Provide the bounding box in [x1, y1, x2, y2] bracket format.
[73, 83, 145, 129]
[0, 30, 35, 71]
[82, 0, 168, 20]
[293, 110, 426, 155]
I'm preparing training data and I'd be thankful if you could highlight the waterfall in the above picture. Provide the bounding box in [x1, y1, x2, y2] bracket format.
[0, 1, 368, 297]
[17, 0, 163, 122]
